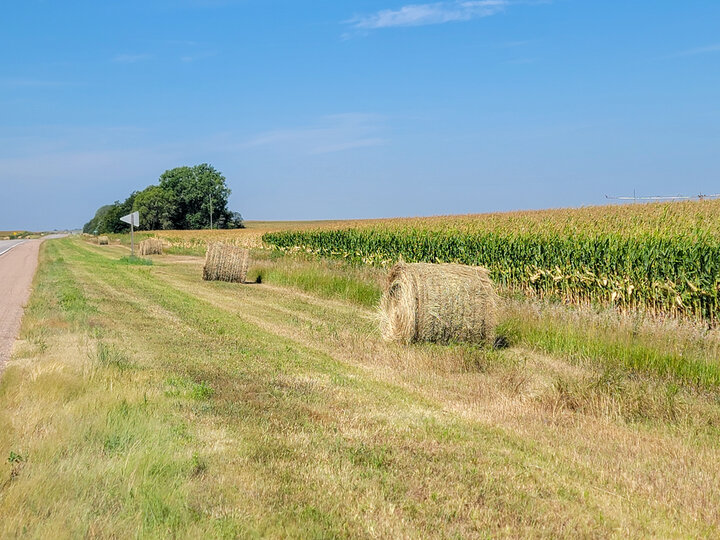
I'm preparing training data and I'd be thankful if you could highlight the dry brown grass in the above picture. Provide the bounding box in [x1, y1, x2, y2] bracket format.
[380, 262, 498, 345]
[147, 221, 367, 250]
[202, 243, 250, 283]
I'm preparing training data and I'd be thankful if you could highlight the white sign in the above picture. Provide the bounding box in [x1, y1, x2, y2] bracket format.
[120, 211, 140, 227]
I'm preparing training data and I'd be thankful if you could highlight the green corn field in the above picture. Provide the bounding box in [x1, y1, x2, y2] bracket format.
[263, 200, 720, 322]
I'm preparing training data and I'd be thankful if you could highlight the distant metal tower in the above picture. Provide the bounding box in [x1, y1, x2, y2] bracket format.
[605, 192, 720, 203]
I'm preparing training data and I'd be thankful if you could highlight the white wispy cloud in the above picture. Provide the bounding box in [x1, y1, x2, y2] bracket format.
[668, 44, 720, 58]
[245, 114, 387, 155]
[347, 0, 508, 29]
[113, 53, 152, 63]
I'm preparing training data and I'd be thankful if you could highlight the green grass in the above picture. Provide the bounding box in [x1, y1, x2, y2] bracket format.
[165, 245, 207, 256]
[498, 303, 720, 389]
[1, 238, 719, 537]
[118, 255, 153, 265]
[0, 242, 207, 537]
[247, 253, 382, 307]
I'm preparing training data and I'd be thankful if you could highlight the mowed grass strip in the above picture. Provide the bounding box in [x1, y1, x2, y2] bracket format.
[150, 251, 720, 525]
[58, 242, 624, 536]
[0, 238, 718, 538]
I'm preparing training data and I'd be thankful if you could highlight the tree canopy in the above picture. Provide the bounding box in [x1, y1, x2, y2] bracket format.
[133, 185, 177, 231]
[83, 164, 243, 234]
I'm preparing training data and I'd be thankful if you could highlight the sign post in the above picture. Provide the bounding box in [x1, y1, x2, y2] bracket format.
[120, 211, 140, 257]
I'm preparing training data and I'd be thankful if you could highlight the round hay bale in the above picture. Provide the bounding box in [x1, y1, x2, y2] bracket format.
[203, 243, 250, 283]
[139, 238, 163, 256]
[380, 262, 498, 345]
[98, 236, 109, 245]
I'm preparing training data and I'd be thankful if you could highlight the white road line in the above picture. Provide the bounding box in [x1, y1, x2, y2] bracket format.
[0, 241, 26, 257]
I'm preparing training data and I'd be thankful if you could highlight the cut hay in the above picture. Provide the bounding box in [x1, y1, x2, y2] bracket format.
[380, 262, 498, 345]
[203, 243, 250, 283]
[138, 238, 163, 256]
[98, 236, 109, 245]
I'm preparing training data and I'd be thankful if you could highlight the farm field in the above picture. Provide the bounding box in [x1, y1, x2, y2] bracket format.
[7, 1, 719, 537]
[0, 231, 41, 240]
[263, 200, 720, 323]
[1, 236, 720, 537]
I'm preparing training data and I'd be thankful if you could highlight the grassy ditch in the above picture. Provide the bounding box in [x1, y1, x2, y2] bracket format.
[1, 238, 719, 537]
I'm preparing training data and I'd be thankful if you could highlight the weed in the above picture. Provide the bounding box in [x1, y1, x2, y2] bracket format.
[165, 377, 214, 400]
[189, 381, 214, 400]
[6, 451, 26, 481]
[8, 451, 25, 464]
[94, 342, 132, 371]
[189, 453, 207, 476]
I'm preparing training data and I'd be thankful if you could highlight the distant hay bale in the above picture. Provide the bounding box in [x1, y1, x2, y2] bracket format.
[139, 238, 163, 256]
[203, 243, 250, 283]
[380, 262, 498, 345]
[98, 236, 109, 245]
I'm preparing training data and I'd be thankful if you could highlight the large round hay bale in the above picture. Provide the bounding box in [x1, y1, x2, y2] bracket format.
[98, 236, 109, 245]
[139, 238, 163, 256]
[380, 262, 498, 345]
[203, 243, 250, 283]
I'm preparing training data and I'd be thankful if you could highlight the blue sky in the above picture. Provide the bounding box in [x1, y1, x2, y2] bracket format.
[1, 0, 719, 230]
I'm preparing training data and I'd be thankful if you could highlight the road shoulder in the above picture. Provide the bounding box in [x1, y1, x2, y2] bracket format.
[0, 239, 44, 372]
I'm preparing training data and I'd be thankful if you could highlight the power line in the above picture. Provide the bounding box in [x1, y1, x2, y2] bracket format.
[605, 193, 720, 202]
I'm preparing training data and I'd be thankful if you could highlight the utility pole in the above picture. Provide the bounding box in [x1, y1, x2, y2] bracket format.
[209, 193, 213, 230]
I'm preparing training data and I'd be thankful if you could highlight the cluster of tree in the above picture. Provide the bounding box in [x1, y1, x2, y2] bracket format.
[83, 164, 244, 234]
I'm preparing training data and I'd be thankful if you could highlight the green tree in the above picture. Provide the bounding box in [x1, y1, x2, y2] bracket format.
[159, 164, 232, 229]
[133, 185, 177, 230]
[83, 205, 113, 234]
[98, 203, 127, 234]
[86, 193, 137, 234]
[83, 163, 243, 232]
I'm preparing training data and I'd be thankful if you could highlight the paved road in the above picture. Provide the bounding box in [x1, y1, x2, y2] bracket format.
[0, 238, 49, 371]
[0, 239, 28, 257]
